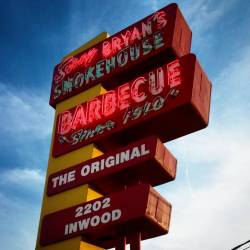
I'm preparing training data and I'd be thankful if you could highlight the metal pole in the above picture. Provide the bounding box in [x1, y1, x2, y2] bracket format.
[130, 232, 141, 250]
[115, 236, 126, 250]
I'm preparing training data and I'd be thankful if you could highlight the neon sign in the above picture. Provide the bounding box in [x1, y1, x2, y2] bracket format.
[57, 59, 180, 136]
[36, 2, 213, 250]
[47, 137, 176, 196]
[50, 3, 192, 107]
[40, 184, 171, 248]
[52, 54, 211, 157]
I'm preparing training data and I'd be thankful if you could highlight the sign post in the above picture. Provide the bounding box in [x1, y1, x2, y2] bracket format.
[36, 3, 211, 250]
[35, 33, 110, 250]
[40, 184, 171, 248]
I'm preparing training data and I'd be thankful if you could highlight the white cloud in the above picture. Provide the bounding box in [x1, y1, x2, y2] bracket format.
[0, 2, 248, 250]
[67, 0, 108, 52]
[0, 168, 45, 190]
[0, 191, 40, 250]
[142, 0, 236, 34]
[147, 0, 160, 11]
[140, 0, 237, 51]
[213, 44, 250, 110]
[0, 168, 44, 250]
[158, 132, 250, 249]
[0, 83, 54, 139]
[141, 34, 250, 250]
[182, 0, 236, 34]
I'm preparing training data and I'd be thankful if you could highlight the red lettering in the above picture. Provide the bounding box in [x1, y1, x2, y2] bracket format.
[71, 105, 87, 130]
[56, 60, 183, 137]
[58, 111, 73, 135]
[167, 60, 181, 88]
[77, 48, 98, 68]
[64, 59, 75, 75]
[153, 11, 167, 29]
[102, 91, 117, 117]
[130, 27, 141, 43]
[149, 67, 165, 95]
[118, 83, 131, 110]
[77, 53, 87, 67]
[112, 37, 122, 53]
[121, 30, 131, 46]
[84, 48, 98, 67]
[87, 98, 102, 123]
[68, 58, 78, 73]
[131, 77, 147, 102]
[102, 41, 112, 58]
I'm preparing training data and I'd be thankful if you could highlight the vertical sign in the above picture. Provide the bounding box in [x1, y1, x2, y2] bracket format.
[36, 3, 211, 250]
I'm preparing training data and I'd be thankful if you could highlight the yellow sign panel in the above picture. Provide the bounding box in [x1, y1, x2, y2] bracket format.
[62, 32, 109, 61]
[36, 33, 109, 250]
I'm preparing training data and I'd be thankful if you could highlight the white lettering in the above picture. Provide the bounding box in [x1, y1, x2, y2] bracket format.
[91, 161, 100, 173]
[130, 147, 141, 159]
[90, 215, 100, 227]
[52, 176, 59, 188]
[112, 209, 122, 221]
[68, 170, 76, 182]
[120, 150, 130, 163]
[101, 212, 111, 224]
[52, 171, 76, 188]
[64, 224, 68, 235]
[106, 156, 115, 168]
[141, 144, 150, 155]
[68, 221, 78, 234]
[78, 218, 90, 230]
[64, 209, 121, 235]
[81, 165, 90, 176]
[59, 174, 67, 186]
[58, 143, 151, 186]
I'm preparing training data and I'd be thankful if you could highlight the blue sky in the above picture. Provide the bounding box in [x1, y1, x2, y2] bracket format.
[0, 0, 250, 249]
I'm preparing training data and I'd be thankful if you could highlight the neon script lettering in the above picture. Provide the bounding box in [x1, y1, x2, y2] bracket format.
[101, 10, 167, 58]
[57, 59, 181, 136]
[51, 10, 168, 103]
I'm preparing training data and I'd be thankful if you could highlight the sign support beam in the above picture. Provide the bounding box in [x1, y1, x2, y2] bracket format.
[35, 32, 109, 250]
[115, 237, 126, 250]
[35, 3, 212, 250]
[130, 232, 141, 250]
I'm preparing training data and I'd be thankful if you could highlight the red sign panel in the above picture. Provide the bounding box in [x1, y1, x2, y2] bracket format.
[52, 54, 211, 157]
[50, 3, 191, 107]
[40, 184, 171, 248]
[47, 136, 176, 196]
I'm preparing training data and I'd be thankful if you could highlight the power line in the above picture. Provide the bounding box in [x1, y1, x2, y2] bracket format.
[232, 240, 250, 250]
[242, 246, 250, 250]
